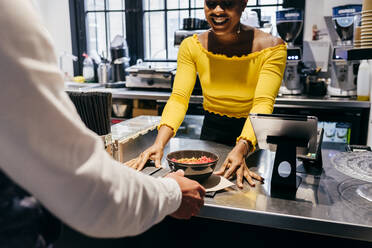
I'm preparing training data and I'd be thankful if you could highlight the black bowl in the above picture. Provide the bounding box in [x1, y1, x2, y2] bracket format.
[166, 150, 219, 182]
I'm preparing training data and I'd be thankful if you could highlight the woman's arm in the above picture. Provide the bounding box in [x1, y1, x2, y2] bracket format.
[239, 43, 287, 146]
[216, 43, 287, 188]
[126, 125, 174, 170]
[158, 38, 198, 135]
[126, 38, 198, 169]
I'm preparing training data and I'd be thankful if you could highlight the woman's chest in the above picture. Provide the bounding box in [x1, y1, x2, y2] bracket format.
[195, 55, 264, 88]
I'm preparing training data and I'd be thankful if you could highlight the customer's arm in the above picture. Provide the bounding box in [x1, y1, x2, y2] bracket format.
[0, 0, 184, 238]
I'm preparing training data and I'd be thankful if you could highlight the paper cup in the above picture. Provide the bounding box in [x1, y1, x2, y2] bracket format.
[355, 26, 362, 41]
[363, 0, 372, 11]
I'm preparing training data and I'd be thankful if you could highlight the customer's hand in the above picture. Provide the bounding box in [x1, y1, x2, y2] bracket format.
[214, 145, 264, 188]
[166, 170, 206, 219]
[125, 143, 164, 171]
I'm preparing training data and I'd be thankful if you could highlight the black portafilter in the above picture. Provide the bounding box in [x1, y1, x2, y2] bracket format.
[298, 62, 325, 96]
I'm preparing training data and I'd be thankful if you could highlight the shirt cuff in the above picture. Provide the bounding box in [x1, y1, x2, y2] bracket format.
[158, 177, 182, 214]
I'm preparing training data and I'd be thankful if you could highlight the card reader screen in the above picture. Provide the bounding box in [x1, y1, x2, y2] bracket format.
[287, 49, 301, 61]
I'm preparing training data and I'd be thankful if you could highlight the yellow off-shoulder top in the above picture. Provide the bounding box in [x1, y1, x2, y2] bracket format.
[159, 34, 287, 146]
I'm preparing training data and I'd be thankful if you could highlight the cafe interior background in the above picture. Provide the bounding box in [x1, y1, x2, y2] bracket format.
[25, 0, 372, 247]
[33, 0, 370, 146]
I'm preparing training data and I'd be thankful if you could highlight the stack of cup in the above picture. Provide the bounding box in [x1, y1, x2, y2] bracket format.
[361, 0, 372, 48]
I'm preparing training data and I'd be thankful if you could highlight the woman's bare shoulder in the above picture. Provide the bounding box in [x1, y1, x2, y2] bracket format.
[197, 31, 210, 48]
[252, 28, 285, 52]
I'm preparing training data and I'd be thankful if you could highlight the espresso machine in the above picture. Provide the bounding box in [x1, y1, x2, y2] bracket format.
[276, 9, 304, 95]
[326, 5, 362, 97]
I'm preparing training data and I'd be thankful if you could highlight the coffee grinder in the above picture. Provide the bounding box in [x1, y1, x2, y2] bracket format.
[276, 9, 304, 95]
[327, 5, 362, 97]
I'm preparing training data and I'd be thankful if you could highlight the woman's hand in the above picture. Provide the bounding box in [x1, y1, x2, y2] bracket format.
[124, 125, 174, 171]
[125, 143, 164, 171]
[214, 141, 264, 188]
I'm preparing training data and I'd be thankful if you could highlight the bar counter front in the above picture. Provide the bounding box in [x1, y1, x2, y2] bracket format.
[114, 125, 372, 245]
[55, 116, 372, 247]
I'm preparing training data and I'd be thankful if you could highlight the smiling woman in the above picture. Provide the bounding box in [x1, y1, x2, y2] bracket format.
[126, 0, 287, 188]
[203, 0, 248, 51]
[205, 0, 246, 35]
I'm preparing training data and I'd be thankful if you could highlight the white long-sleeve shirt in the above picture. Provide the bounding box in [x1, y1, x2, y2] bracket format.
[0, 0, 181, 238]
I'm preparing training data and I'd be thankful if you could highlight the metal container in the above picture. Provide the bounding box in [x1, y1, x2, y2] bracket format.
[98, 62, 111, 84]
[125, 61, 176, 89]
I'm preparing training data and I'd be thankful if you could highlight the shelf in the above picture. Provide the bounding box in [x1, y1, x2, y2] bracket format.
[347, 48, 372, 60]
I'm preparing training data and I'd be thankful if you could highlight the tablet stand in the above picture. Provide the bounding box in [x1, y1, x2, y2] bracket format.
[267, 135, 308, 199]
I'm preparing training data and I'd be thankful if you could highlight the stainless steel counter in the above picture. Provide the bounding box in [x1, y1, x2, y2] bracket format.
[117, 125, 372, 242]
[65, 83, 371, 108]
[275, 94, 370, 109]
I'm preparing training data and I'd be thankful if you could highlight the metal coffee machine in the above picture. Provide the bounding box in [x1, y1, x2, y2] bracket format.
[108, 35, 129, 88]
[326, 5, 362, 97]
[276, 9, 304, 95]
